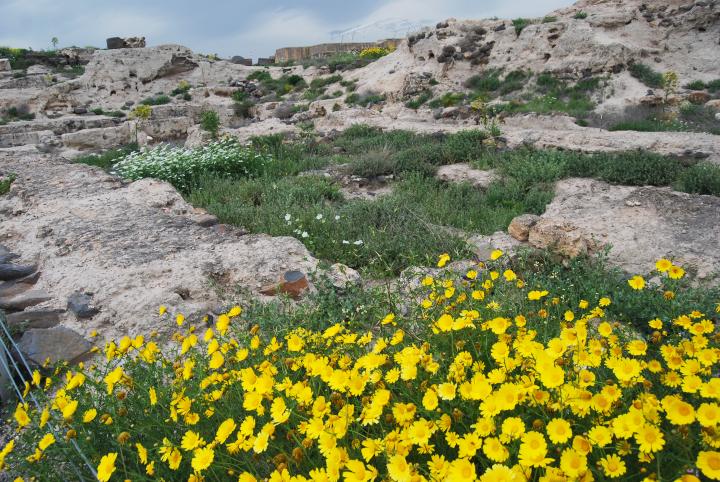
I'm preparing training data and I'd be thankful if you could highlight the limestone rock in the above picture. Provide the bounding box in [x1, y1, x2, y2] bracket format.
[106, 37, 146, 49]
[688, 91, 711, 105]
[705, 99, 720, 112]
[0, 264, 37, 281]
[327, 263, 361, 289]
[537, 178, 720, 278]
[508, 214, 541, 242]
[6, 309, 64, 329]
[0, 290, 52, 311]
[528, 218, 597, 258]
[467, 231, 522, 260]
[436, 164, 498, 189]
[67, 292, 100, 319]
[0, 150, 321, 341]
[0, 59, 10, 72]
[18, 326, 92, 365]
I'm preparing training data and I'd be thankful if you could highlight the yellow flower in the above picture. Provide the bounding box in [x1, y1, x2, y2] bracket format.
[668, 265, 685, 279]
[96, 452, 117, 482]
[697, 451, 720, 480]
[158, 305, 167, 315]
[38, 434, 55, 451]
[559, 448, 587, 479]
[490, 249, 503, 260]
[209, 350, 224, 370]
[62, 400, 78, 420]
[634, 425, 665, 453]
[656, 258, 672, 272]
[437, 253, 450, 268]
[628, 275, 645, 290]
[600, 454, 626, 478]
[527, 290, 549, 301]
[14, 404, 30, 428]
[176, 313, 185, 326]
[149, 387, 157, 406]
[136, 443, 148, 464]
[82, 408, 97, 423]
[271, 397, 291, 424]
[286, 334, 304, 352]
[546, 418, 572, 444]
[181, 430, 205, 451]
[387, 454, 413, 482]
[446, 458, 476, 481]
[479, 464, 515, 482]
[191, 446, 214, 472]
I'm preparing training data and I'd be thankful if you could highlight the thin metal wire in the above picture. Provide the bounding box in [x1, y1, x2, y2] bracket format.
[0, 313, 96, 481]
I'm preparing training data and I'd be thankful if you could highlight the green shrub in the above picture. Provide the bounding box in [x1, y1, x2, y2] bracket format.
[0, 174, 16, 195]
[574, 11, 588, 19]
[707, 79, 720, 93]
[345, 92, 385, 107]
[427, 92, 465, 108]
[685, 80, 707, 90]
[499, 70, 530, 95]
[609, 119, 684, 132]
[247, 70, 272, 83]
[674, 162, 720, 196]
[542, 16, 558, 23]
[73, 144, 139, 170]
[629, 63, 664, 88]
[170, 80, 191, 96]
[113, 139, 270, 192]
[512, 18, 530, 35]
[464, 69, 502, 92]
[200, 110, 220, 138]
[139, 94, 171, 106]
[404, 90, 433, 109]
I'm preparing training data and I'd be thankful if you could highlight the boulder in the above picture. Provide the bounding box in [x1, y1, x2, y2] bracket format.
[0, 290, 52, 311]
[17, 326, 92, 365]
[508, 214, 541, 241]
[528, 218, 597, 258]
[705, 99, 720, 112]
[687, 91, 711, 105]
[67, 291, 100, 319]
[0, 59, 12, 72]
[6, 309, 64, 329]
[436, 164, 498, 189]
[0, 264, 37, 281]
[106, 37, 146, 49]
[327, 263, 361, 289]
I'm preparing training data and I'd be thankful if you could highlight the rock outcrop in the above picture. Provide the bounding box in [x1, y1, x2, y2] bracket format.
[0, 151, 352, 341]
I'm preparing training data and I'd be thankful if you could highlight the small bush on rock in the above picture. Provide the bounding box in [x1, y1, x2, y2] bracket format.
[629, 63, 664, 89]
[200, 110, 220, 138]
[113, 139, 270, 192]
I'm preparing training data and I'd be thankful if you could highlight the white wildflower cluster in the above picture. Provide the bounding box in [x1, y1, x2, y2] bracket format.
[113, 139, 270, 191]
[283, 212, 364, 247]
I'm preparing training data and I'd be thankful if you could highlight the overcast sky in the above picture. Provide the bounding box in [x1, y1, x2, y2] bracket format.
[1, 0, 575, 59]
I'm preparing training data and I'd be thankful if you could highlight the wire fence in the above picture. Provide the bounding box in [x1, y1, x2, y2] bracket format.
[0, 310, 97, 481]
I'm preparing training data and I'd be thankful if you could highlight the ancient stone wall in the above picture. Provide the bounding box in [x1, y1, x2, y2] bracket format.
[274, 39, 401, 62]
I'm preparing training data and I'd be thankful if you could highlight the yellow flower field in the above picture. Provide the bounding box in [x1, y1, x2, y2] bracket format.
[2, 254, 720, 481]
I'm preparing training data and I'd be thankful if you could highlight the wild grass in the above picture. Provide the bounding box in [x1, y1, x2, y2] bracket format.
[628, 63, 664, 88]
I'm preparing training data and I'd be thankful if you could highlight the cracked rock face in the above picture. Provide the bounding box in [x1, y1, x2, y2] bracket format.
[0, 151, 329, 341]
[532, 178, 720, 280]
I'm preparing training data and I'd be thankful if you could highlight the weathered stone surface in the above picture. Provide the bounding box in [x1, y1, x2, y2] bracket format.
[0, 273, 40, 298]
[106, 37, 146, 49]
[0, 151, 322, 340]
[535, 178, 720, 278]
[0, 264, 37, 281]
[327, 263, 361, 289]
[67, 292, 100, 319]
[467, 231, 522, 260]
[508, 214, 541, 242]
[528, 218, 597, 258]
[6, 309, 64, 329]
[688, 91, 711, 105]
[18, 326, 92, 365]
[0, 290, 51, 311]
[436, 164, 498, 189]
[0, 59, 12, 72]
[706, 99, 720, 112]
